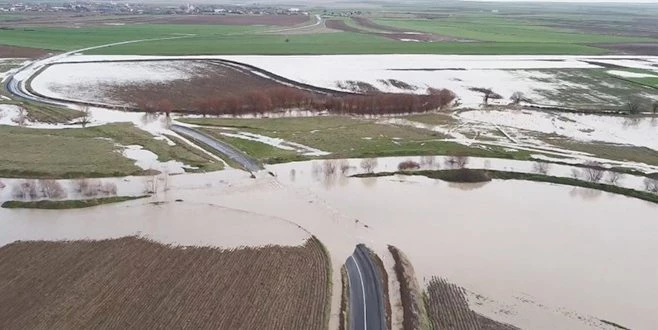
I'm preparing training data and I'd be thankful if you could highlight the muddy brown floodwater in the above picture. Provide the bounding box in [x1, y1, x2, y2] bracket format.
[1, 161, 657, 330]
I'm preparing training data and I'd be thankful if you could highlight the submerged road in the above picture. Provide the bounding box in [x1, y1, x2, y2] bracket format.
[345, 244, 387, 330]
[170, 124, 262, 173]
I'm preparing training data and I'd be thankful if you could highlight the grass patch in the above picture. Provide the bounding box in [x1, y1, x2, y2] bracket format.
[0, 123, 222, 178]
[547, 139, 658, 167]
[180, 116, 533, 160]
[374, 17, 655, 43]
[355, 169, 658, 204]
[1, 195, 147, 209]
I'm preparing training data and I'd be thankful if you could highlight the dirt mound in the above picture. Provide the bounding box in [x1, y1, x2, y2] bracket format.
[0, 236, 330, 329]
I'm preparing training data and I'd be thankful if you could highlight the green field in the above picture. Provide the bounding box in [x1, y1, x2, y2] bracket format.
[0, 19, 626, 55]
[0, 123, 223, 178]
[374, 17, 655, 44]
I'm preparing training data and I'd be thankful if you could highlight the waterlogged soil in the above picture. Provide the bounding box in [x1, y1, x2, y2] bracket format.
[1, 160, 657, 329]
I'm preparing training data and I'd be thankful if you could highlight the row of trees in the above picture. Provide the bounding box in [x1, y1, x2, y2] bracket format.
[136, 87, 456, 116]
[10, 179, 118, 201]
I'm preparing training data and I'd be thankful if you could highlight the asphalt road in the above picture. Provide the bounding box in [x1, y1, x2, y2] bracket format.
[170, 124, 262, 173]
[345, 244, 387, 330]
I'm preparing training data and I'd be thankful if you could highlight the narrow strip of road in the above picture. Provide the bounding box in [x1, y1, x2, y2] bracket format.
[171, 124, 262, 173]
[345, 244, 387, 330]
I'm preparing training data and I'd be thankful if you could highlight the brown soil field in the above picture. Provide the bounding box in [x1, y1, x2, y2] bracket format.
[426, 277, 519, 330]
[151, 14, 310, 26]
[105, 60, 286, 110]
[0, 45, 54, 58]
[595, 43, 658, 56]
[388, 245, 429, 330]
[325, 19, 441, 42]
[0, 236, 331, 330]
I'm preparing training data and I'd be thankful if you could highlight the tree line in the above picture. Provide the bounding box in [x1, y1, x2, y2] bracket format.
[136, 87, 456, 116]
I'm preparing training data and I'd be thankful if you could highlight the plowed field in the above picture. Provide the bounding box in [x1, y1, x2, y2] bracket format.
[426, 277, 518, 330]
[0, 236, 331, 330]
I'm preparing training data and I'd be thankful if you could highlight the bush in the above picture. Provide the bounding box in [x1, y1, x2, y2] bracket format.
[38, 179, 67, 200]
[398, 160, 420, 171]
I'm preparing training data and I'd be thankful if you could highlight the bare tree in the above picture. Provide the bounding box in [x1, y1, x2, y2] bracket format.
[469, 87, 502, 106]
[360, 158, 378, 173]
[11, 106, 28, 127]
[583, 161, 605, 182]
[510, 91, 526, 105]
[645, 178, 658, 193]
[606, 171, 622, 185]
[445, 155, 469, 169]
[339, 160, 350, 175]
[38, 179, 66, 199]
[398, 160, 420, 171]
[533, 162, 551, 175]
[653, 100, 658, 114]
[420, 156, 437, 169]
[12, 180, 38, 200]
[80, 105, 92, 128]
[0, 180, 5, 189]
[100, 182, 118, 196]
[626, 98, 641, 115]
[323, 160, 338, 176]
[74, 178, 102, 197]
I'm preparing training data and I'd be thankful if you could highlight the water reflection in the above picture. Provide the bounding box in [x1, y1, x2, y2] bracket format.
[447, 181, 490, 191]
[569, 186, 603, 200]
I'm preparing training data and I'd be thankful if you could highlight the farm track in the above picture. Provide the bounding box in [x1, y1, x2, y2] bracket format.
[425, 277, 519, 330]
[0, 236, 331, 330]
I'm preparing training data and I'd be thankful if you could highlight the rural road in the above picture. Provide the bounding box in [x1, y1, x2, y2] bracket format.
[170, 124, 262, 173]
[345, 244, 387, 330]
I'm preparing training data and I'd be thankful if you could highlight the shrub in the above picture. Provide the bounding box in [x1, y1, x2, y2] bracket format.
[398, 160, 421, 171]
[38, 179, 67, 200]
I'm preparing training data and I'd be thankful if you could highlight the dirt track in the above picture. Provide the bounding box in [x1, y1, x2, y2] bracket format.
[0, 237, 331, 330]
[325, 19, 441, 42]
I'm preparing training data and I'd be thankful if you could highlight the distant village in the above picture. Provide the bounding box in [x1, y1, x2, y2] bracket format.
[0, 2, 308, 16]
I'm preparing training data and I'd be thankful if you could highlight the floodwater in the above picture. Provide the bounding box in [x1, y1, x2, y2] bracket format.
[1, 159, 657, 329]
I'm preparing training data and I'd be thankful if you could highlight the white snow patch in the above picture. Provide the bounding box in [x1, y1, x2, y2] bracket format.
[122, 145, 194, 174]
[608, 70, 658, 78]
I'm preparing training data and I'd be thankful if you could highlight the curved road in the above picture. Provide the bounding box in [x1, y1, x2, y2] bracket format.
[345, 244, 387, 330]
[171, 124, 262, 173]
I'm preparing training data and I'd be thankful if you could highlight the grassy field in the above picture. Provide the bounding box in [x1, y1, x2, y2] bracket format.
[181, 116, 533, 161]
[0, 21, 612, 55]
[374, 17, 656, 44]
[1, 196, 147, 209]
[0, 123, 222, 178]
[0, 237, 331, 329]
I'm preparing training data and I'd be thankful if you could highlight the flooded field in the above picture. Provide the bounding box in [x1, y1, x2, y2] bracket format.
[1, 159, 657, 329]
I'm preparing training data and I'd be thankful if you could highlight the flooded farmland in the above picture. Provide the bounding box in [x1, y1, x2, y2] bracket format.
[1, 160, 657, 329]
